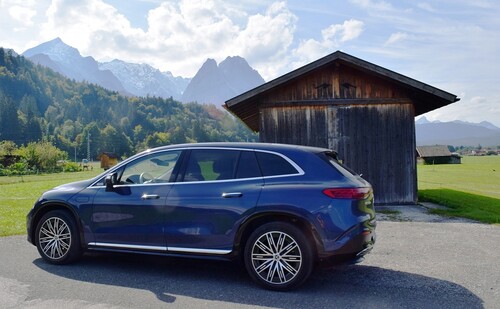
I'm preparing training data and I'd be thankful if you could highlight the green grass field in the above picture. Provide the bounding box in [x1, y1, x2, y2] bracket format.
[418, 155, 500, 199]
[418, 156, 500, 224]
[0, 164, 101, 236]
[1, 156, 499, 236]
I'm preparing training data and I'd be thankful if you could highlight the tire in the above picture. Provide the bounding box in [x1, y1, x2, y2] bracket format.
[244, 222, 314, 291]
[35, 210, 82, 264]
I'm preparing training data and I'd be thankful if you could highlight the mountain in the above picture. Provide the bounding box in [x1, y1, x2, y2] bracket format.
[22, 39, 263, 103]
[23, 38, 127, 94]
[162, 71, 191, 96]
[451, 119, 500, 132]
[416, 117, 500, 146]
[98, 60, 190, 100]
[181, 56, 265, 105]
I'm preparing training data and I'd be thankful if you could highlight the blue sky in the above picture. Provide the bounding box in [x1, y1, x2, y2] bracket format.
[1, 0, 499, 126]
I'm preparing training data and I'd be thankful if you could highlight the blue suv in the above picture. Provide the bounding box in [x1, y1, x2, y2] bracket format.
[27, 142, 376, 290]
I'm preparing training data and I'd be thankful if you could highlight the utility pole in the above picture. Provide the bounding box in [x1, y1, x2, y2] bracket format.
[87, 133, 91, 162]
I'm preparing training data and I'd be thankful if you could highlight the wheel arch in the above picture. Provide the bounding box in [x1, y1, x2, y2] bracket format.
[234, 210, 322, 261]
[30, 202, 86, 249]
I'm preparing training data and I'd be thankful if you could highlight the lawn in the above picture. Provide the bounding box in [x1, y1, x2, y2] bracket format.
[418, 155, 500, 224]
[0, 165, 101, 236]
[418, 155, 500, 199]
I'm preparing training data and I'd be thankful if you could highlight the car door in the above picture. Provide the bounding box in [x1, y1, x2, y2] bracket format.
[165, 148, 263, 254]
[90, 149, 183, 250]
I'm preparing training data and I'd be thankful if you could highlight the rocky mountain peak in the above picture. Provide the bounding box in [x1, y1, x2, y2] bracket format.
[181, 57, 264, 105]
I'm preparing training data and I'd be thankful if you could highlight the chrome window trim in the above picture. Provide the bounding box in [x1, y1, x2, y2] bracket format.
[90, 146, 305, 188]
[88, 242, 232, 255]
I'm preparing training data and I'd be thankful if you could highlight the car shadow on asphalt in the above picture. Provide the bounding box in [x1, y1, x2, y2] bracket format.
[32, 252, 483, 308]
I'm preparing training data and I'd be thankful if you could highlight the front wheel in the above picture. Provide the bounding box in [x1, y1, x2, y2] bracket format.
[35, 210, 82, 264]
[244, 222, 314, 291]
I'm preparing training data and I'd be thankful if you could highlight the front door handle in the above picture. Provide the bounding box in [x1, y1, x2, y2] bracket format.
[141, 194, 160, 200]
[222, 192, 243, 198]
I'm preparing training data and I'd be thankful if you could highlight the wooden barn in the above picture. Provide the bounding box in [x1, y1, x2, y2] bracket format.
[97, 152, 119, 170]
[225, 51, 459, 204]
[416, 145, 461, 164]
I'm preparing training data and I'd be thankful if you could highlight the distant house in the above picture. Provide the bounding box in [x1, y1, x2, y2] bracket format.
[97, 152, 119, 170]
[416, 145, 461, 164]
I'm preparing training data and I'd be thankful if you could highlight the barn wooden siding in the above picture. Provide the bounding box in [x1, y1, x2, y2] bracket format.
[260, 103, 417, 204]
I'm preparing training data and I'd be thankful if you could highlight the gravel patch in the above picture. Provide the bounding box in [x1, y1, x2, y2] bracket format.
[375, 203, 478, 223]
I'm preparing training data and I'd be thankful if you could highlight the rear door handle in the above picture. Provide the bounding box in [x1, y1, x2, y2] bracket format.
[222, 192, 243, 198]
[141, 194, 160, 200]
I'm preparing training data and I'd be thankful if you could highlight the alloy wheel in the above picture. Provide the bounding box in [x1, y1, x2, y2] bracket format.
[250, 231, 302, 285]
[38, 217, 72, 260]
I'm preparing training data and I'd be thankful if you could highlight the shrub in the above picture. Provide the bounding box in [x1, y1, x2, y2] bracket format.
[62, 161, 81, 172]
[17, 141, 68, 173]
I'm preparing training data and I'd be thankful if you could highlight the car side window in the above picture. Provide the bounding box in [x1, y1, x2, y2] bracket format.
[118, 150, 182, 185]
[236, 151, 261, 179]
[255, 151, 298, 177]
[181, 149, 239, 182]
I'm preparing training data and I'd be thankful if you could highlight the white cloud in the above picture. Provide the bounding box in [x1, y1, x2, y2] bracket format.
[324, 19, 364, 42]
[8, 5, 37, 27]
[233, 2, 297, 79]
[417, 2, 436, 13]
[292, 19, 364, 68]
[42, 0, 141, 50]
[349, 0, 393, 11]
[423, 95, 500, 126]
[385, 32, 408, 45]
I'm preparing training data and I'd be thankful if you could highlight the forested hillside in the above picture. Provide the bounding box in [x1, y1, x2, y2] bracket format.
[0, 48, 257, 160]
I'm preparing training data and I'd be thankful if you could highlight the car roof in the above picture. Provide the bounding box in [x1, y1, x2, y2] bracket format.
[147, 142, 332, 154]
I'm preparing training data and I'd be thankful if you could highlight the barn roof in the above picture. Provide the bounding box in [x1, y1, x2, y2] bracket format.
[225, 50, 459, 131]
[98, 152, 119, 159]
[416, 145, 452, 158]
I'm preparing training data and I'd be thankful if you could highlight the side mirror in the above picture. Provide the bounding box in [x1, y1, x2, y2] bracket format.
[105, 173, 117, 191]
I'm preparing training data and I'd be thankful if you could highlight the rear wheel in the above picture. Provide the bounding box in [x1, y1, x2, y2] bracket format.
[35, 210, 81, 264]
[244, 222, 314, 290]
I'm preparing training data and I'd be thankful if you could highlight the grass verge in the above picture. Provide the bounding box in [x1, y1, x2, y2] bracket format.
[0, 168, 101, 236]
[419, 189, 500, 224]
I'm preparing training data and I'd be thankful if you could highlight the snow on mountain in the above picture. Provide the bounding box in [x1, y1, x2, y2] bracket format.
[23, 38, 127, 94]
[99, 60, 189, 100]
[162, 71, 191, 96]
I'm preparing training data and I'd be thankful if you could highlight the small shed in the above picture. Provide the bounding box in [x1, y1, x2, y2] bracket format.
[97, 152, 119, 170]
[416, 145, 461, 164]
[225, 51, 459, 204]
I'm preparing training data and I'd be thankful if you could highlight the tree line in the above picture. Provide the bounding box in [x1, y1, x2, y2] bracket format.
[0, 47, 258, 167]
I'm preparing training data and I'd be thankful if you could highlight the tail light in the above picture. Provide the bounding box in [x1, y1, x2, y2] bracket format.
[322, 187, 372, 200]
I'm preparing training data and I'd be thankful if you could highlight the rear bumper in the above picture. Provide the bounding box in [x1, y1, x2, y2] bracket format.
[317, 221, 376, 263]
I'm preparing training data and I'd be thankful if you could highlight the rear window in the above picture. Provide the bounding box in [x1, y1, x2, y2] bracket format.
[256, 152, 299, 177]
[322, 151, 360, 178]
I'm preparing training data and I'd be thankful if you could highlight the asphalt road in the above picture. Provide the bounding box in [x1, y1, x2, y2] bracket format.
[1, 206, 499, 308]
